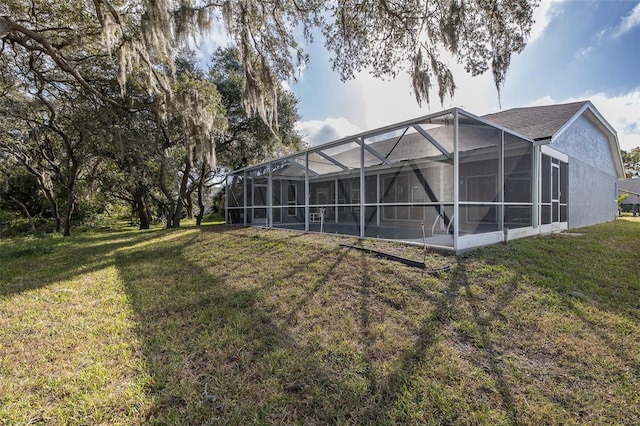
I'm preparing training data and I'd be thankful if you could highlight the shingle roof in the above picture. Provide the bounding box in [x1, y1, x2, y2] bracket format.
[619, 178, 640, 195]
[482, 101, 588, 141]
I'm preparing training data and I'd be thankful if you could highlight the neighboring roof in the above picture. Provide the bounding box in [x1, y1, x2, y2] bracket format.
[482, 101, 587, 141]
[619, 178, 640, 196]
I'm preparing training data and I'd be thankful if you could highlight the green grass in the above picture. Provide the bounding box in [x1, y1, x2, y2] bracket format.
[1, 219, 638, 425]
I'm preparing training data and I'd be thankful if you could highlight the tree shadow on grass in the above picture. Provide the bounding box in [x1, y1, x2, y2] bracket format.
[348, 249, 520, 423]
[0, 228, 165, 298]
[561, 297, 640, 380]
[454, 262, 521, 423]
[112, 226, 526, 423]
[114, 227, 358, 423]
[112, 225, 639, 424]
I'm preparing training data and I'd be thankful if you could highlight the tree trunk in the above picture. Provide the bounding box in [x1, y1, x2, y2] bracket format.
[131, 184, 151, 230]
[138, 202, 150, 229]
[169, 157, 191, 229]
[43, 185, 61, 233]
[62, 161, 78, 237]
[145, 202, 153, 226]
[10, 196, 36, 232]
[62, 196, 74, 237]
[196, 164, 206, 226]
[185, 193, 193, 219]
[135, 195, 151, 229]
[158, 151, 178, 228]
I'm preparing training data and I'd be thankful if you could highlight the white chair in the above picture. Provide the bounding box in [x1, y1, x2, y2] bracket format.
[309, 207, 326, 223]
[310, 208, 326, 232]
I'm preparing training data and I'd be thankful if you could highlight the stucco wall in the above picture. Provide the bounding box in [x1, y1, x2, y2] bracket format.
[550, 114, 618, 228]
[551, 114, 617, 174]
[567, 159, 617, 228]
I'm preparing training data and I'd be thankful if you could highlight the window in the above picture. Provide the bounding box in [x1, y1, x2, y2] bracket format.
[380, 173, 424, 221]
[466, 174, 497, 202]
[504, 172, 531, 203]
[382, 176, 396, 203]
[397, 175, 409, 202]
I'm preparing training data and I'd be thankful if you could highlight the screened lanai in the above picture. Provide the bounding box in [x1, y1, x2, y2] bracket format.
[226, 108, 536, 252]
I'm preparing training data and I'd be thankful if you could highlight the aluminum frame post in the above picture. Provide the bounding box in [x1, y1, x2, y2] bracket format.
[453, 109, 460, 251]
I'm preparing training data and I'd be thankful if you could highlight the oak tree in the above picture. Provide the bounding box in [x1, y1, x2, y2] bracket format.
[2, 0, 538, 132]
[621, 147, 640, 178]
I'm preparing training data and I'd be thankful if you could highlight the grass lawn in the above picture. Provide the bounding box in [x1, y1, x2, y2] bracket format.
[1, 218, 638, 425]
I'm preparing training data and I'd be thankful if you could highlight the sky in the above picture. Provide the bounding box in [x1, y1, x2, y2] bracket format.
[284, 0, 640, 152]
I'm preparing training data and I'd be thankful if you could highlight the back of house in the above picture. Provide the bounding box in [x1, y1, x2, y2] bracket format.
[226, 101, 625, 253]
[485, 101, 625, 230]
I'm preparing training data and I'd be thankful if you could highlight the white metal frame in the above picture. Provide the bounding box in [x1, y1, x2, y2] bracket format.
[227, 108, 544, 253]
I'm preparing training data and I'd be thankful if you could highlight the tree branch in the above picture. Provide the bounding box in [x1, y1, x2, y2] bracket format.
[1, 16, 123, 109]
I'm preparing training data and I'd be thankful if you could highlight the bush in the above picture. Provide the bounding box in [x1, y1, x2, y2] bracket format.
[0, 210, 57, 238]
[201, 212, 225, 223]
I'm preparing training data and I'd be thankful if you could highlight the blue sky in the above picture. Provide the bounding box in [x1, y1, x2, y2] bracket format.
[286, 0, 640, 151]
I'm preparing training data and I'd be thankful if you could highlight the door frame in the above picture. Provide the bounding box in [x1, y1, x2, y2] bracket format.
[540, 146, 568, 230]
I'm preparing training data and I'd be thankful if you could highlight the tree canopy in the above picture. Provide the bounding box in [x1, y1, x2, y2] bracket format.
[210, 47, 304, 171]
[2, 0, 538, 124]
[621, 147, 640, 179]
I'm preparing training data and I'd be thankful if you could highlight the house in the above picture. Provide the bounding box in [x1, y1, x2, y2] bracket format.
[226, 101, 625, 253]
[618, 178, 640, 212]
[484, 101, 625, 229]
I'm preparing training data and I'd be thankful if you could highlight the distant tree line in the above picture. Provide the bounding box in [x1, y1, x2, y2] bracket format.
[0, 47, 303, 234]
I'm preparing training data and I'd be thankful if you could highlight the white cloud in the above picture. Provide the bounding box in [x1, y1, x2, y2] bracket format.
[348, 54, 503, 131]
[575, 46, 593, 59]
[295, 117, 363, 146]
[529, 0, 565, 42]
[353, 72, 426, 129]
[524, 95, 556, 107]
[297, 86, 640, 152]
[587, 90, 640, 151]
[613, 2, 640, 38]
[193, 19, 233, 64]
[280, 80, 292, 92]
[526, 89, 640, 151]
